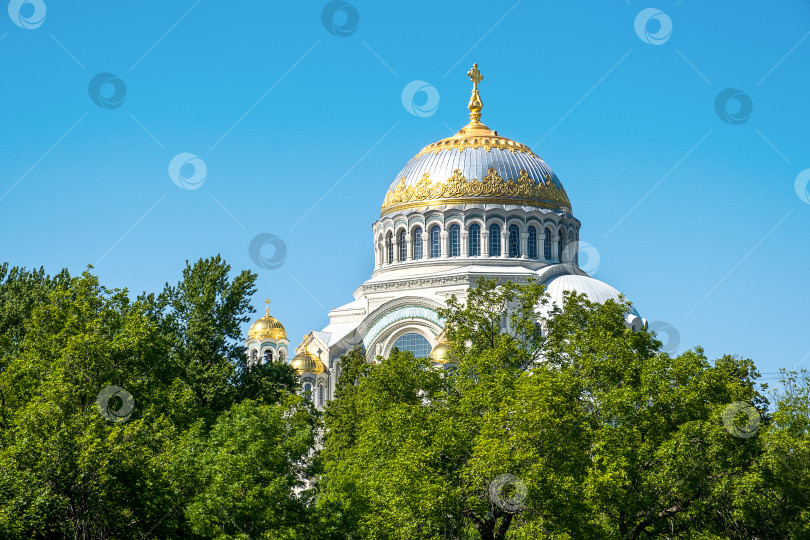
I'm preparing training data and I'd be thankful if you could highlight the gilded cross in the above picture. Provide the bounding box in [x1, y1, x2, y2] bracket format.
[467, 63, 483, 90]
[264, 297, 270, 316]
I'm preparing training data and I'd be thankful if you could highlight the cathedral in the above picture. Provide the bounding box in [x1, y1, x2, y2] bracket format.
[245, 64, 646, 409]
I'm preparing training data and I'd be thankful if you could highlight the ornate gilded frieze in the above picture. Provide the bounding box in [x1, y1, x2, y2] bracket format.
[415, 134, 538, 157]
[380, 167, 572, 215]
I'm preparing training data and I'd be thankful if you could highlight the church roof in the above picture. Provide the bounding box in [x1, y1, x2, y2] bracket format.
[380, 63, 571, 217]
[248, 298, 286, 341]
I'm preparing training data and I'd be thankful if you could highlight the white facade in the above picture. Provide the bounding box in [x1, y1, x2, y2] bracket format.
[252, 64, 646, 410]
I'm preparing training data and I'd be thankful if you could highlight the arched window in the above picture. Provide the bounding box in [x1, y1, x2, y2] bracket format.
[528, 225, 538, 259]
[318, 385, 324, 406]
[544, 227, 552, 260]
[413, 227, 423, 260]
[386, 232, 393, 264]
[263, 349, 273, 363]
[392, 332, 432, 358]
[558, 230, 566, 261]
[449, 224, 461, 257]
[508, 224, 520, 258]
[278, 350, 285, 362]
[303, 383, 312, 400]
[429, 225, 441, 258]
[489, 224, 501, 257]
[250, 349, 257, 364]
[468, 223, 481, 256]
[398, 229, 407, 262]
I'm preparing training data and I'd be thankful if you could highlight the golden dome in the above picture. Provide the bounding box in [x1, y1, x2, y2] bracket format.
[248, 298, 287, 341]
[429, 334, 454, 364]
[380, 63, 571, 217]
[290, 351, 325, 374]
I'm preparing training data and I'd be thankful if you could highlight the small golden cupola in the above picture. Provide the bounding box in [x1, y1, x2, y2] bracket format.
[290, 350, 325, 374]
[429, 331, 454, 365]
[249, 297, 287, 341]
[245, 298, 289, 365]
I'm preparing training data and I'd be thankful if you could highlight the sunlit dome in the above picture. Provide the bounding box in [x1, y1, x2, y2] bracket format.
[290, 351, 325, 374]
[429, 333, 453, 364]
[248, 299, 287, 341]
[381, 63, 571, 218]
[541, 274, 646, 331]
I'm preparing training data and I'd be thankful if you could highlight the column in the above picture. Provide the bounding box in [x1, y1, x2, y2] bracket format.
[520, 232, 529, 259]
[482, 230, 490, 257]
[552, 234, 560, 262]
[406, 234, 413, 261]
[393, 238, 400, 263]
[461, 230, 469, 257]
[538, 231, 547, 260]
[501, 230, 509, 257]
[440, 231, 449, 259]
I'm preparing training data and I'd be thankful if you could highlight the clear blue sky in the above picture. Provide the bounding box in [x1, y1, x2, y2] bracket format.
[2, 1, 809, 382]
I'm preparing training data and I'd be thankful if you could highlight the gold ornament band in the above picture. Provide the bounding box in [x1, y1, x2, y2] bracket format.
[381, 167, 572, 215]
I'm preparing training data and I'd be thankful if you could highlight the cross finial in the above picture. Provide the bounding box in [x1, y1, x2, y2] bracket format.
[264, 297, 270, 316]
[467, 63, 483, 88]
[466, 63, 484, 124]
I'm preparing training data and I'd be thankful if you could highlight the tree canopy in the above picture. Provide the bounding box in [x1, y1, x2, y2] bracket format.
[0, 257, 315, 539]
[0, 262, 806, 539]
[317, 278, 809, 539]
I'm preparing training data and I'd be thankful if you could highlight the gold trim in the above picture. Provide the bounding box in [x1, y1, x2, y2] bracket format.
[381, 168, 571, 216]
[415, 135, 537, 157]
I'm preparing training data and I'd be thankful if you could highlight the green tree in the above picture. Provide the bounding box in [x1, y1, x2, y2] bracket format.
[0, 257, 314, 539]
[317, 278, 799, 539]
[181, 397, 317, 539]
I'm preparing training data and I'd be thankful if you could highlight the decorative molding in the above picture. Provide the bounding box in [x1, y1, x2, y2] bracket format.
[362, 305, 444, 350]
[381, 168, 571, 215]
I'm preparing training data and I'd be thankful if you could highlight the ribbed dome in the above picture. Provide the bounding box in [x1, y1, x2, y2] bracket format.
[429, 338, 453, 364]
[381, 63, 571, 217]
[290, 351, 325, 374]
[248, 300, 287, 341]
[540, 274, 645, 330]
